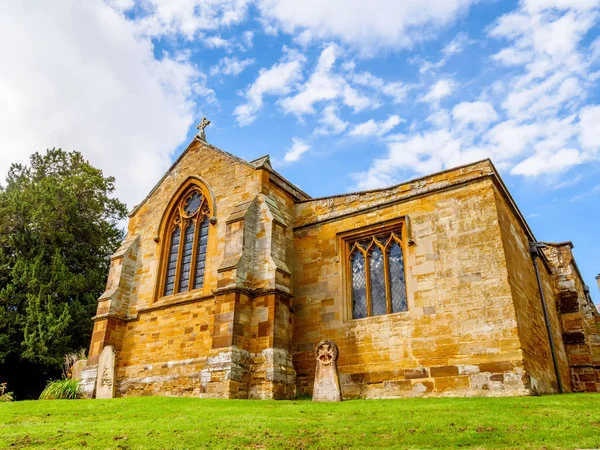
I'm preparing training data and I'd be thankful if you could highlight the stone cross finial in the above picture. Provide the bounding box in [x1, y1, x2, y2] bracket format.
[196, 117, 211, 142]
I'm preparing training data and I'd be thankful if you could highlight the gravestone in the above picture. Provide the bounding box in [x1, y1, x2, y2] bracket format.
[71, 359, 87, 381]
[96, 345, 116, 399]
[312, 340, 342, 402]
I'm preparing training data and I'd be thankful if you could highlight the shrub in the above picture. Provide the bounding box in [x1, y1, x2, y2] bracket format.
[0, 383, 14, 402]
[39, 379, 81, 400]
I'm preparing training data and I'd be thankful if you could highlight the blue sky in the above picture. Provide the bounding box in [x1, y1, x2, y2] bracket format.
[1, 0, 599, 294]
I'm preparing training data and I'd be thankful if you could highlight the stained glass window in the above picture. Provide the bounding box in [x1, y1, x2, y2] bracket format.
[161, 187, 212, 298]
[177, 222, 195, 292]
[193, 216, 209, 289]
[348, 230, 407, 319]
[351, 250, 367, 319]
[164, 227, 180, 296]
[389, 242, 407, 313]
[184, 192, 203, 215]
[370, 246, 387, 316]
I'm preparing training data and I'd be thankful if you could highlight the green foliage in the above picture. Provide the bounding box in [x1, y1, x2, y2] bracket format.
[1, 395, 600, 448]
[0, 383, 13, 402]
[38, 379, 80, 400]
[0, 149, 127, 395]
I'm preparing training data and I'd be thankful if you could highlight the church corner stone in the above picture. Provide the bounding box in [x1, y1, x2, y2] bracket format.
[95, 345, 116, 399]
[312, 340, 342, 402]
[83, 140, 600, 400]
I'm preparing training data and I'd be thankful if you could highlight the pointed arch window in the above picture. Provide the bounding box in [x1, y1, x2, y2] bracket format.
[161, 186, 212, 298]
[347, 230, 407, 319]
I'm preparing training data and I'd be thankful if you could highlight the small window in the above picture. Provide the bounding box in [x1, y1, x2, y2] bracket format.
[347, 230, 407, 319]
[160, 185, 212, 298]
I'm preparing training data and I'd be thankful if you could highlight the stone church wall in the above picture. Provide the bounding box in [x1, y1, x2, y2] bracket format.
[86, 142, 599, 400]
[493, 185, 571, 394]
[87, 141, 300, 398]
[292, 163, 530, 398]
[543, 243, 600, 392]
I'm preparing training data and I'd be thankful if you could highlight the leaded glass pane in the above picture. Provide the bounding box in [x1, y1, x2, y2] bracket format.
[163, 227, 180, 296]
[177, 222, 195, 292]
[369, 247, 387, 316]
[351, 250, 367, 319]
[389, 242, 407, 312]
[193, 217, 209, 289]
[184, 191, 203, 215]
[376, 235, 388, 247]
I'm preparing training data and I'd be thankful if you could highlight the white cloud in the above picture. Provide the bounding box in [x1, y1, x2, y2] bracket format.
[256, 0, 480, 52]
[422, 79, 455, 103]
[579, 105, 600, 152]
[280, 44, 377, 116]
[511, 148, 585, 176]
[234, 49, 305, 126]
[129, 0, 250, 39]
[242, 30, 254, 48]
[204, 34, 234, 51]
[349, 115, 403, 137]
[210, 57, 255, 76]
[315, 105, 349, 135]
[418, 32, 471, 73]
[353, 1, 600, 190]
[280, 44, 340, 115]
[452, 102, 499, 126]
[352, 72, 408, 103]
[283, 137, 311, 163]
[0, 0, 213, 208]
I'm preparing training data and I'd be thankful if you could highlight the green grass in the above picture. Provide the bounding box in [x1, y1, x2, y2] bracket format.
[1, 394, 599, 449]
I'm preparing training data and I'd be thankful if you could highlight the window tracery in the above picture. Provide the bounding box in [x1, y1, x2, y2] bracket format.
[348, 231, 407, 319]
[161, 186, 212, 298]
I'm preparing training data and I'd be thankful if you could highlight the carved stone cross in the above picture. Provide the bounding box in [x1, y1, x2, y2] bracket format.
[196, 117, 211, 142]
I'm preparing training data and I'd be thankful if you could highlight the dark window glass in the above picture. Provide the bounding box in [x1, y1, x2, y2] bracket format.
[184, 191, 203, 215]
[164, 227, 180, 296]
[351, 250, 367, 319]
[178, 222, 195, 292]
[370, 247, 387, 316]
[193, 217, 209, 289]
[389, 242, 407, 313]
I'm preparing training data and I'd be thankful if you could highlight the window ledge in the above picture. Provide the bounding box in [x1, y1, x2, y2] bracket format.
[345, 310, 410, 323]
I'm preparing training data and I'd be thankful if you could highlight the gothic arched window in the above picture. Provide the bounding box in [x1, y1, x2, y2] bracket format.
[347, 230, 407, 319]
[160, 185, 212, 298]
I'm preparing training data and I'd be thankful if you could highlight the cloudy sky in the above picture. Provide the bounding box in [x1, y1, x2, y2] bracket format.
[1, 0, 599, 292]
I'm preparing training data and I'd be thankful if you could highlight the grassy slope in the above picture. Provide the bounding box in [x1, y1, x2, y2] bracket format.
[1, 394, 599, 449]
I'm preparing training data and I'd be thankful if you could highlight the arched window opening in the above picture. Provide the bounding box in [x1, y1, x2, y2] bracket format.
[350, 248, 367, 319]
[347, 230, 407, 319]
[160, 184, 212, 298]
[389, 242, 407, 313]
[370, 246, 387, 316]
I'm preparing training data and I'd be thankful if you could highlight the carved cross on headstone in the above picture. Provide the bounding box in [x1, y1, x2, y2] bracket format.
[312, 340, 342, 402]
[196, 117, 211, 142]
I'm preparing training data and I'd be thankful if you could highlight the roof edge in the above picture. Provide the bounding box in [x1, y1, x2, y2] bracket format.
[295, 158, 494, 204]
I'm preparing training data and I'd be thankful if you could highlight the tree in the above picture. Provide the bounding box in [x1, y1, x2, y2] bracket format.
[0, 149, 127, 398]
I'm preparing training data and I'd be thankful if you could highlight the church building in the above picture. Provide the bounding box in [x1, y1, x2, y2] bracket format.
[80, 126, 600, 399]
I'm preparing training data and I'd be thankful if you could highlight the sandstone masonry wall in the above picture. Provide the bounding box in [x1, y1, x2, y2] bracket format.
[543, 243, 600, 392]
[292, 170, 530, 398]
[493, 187, 571, 393]
[87, 142, 301, 398]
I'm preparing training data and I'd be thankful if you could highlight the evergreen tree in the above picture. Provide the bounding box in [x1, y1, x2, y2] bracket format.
[0, 149, 127, 398]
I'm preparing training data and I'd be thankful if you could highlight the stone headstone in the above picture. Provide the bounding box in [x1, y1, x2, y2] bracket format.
[71, 359, 87, 381]
[312, 340, 342, 402]
[95, 345, 116, 399]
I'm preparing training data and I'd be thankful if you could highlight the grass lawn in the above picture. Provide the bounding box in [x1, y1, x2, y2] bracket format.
[1, 394, 599, 449]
